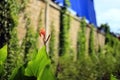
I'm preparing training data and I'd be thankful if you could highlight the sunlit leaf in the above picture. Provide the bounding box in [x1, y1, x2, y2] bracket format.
[0, 45, 7, 74]
[25, 46, 55, 80]
[0, 45, 7, 62]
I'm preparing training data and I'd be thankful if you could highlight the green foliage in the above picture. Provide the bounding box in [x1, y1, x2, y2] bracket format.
[25, 46, 55, 80]
[58, 57, 78, 80]
[1, 0, 55, 80]
[22, 16, 38, 63]
[58, 8, 71, 79]
[8, 0, 21, 28]
[2, 0, 35, 79]
[58, 53, 97, 80]
[8, 14, 39, 80]
[77, 56, 97, 80]
[89, 25, 95, 54]
[100, 23, 110, 34]
[0, 45, 7, 62]
[0, 45, 7, 76]
[100, 23, 111, 45]
[1, 0, 120, 80]
[110, 74, 117, 80]
[59, 8, 70, 56]
[65, 0, 70, 7]
[77, 18, 86, 58]
[7, 28, 23, 79]
[49, 22, 57, 74]
[76, 19, 98, 80]
[49, 22, 55, 58]
[9, 67, 24, 80]
[96, 33, 120, 80]
[7, 46, 55, 80]
[2, 0, 29, 79]
[96, 46, 115, 79]
[2, 0, 50, 79]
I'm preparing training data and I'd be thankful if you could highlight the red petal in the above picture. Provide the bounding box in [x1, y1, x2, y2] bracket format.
[39, 28, 46, 38]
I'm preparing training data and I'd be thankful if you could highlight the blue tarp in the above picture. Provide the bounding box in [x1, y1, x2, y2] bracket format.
[53, 0, 97, 27]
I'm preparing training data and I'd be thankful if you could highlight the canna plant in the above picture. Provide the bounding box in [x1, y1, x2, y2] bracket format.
[25, 28, 55, 80]
[8, 28, 55, 80]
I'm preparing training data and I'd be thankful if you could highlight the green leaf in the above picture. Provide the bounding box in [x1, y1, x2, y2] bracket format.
[0, 45, 7, 62]
[9, 66, 26, 80]
[0, 45, 7, 74]
[110, 74, 117, 80]
[9, 67, 20, 80]
[25, 46, 55, 80]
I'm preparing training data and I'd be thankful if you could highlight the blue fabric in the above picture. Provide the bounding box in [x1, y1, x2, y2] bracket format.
[88, 0, 97, 26]
[55, 0, 64, 3]
[53, 0, 97, 27]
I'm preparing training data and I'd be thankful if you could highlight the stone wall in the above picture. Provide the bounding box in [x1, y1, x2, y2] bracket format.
[17, 0, 105, 55]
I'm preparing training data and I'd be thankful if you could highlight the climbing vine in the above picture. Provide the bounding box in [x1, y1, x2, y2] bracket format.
[49, 22, 55, 58]
[7, 28, 23, 80]
[49, 21, 57, 75]
[21, 16, 38, 63]
[2, 0, 30, 79]
[57, 2, 71, 79]
[59, 8, 71, 56]
[4, 0, 21, 79]
[89, 25, 95, 54]
[77, 18, 86, 58]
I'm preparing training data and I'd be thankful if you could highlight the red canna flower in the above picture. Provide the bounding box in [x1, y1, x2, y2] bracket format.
[39, 28, 50, 46]
[39, 28, 46, 38]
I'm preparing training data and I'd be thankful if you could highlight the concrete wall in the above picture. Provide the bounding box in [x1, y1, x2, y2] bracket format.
[17, 0, 105, 55]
